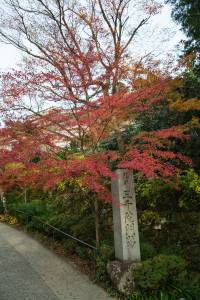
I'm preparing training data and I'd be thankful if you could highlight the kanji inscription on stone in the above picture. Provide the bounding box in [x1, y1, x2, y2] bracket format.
[111, 169, 141, 261]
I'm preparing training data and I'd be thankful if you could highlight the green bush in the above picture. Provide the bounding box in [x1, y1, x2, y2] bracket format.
[184, 245, 200, 272]
[133, 254, 188, 293]
[99, 243, 114, 259]
[94, 242, 114, 282]
[9, 201, 53, 231]
[75, 245, 91, 259]
[127, 288, 200, 300]
[136, 169, 200, 212]
[157, 212, 200, 272]
[48, 213, 78, 233]
[63, 239, 77, 253]
[70, 215, 96, 243]
[140, 242, 157, 260]
[95, 254, 108, 281]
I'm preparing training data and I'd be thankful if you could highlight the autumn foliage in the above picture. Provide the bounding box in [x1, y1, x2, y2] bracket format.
[0, 74, 192, 201]
[0, 0, 195, 201]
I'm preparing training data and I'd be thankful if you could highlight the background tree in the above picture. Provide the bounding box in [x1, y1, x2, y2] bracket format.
[165, 0, 200, 169]
[167, 0, 200, 97]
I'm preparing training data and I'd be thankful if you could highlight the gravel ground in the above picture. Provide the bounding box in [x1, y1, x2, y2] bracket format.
[0, 222, 114, 300]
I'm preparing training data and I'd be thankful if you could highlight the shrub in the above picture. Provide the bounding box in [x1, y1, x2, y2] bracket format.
[75, 245, 91, 259]
[99, 243, 114, 259]
[95, 254, 108, 282]
[95, 242, 114, 282]
[175, 169, 200, 211]
[63, 239, 77, 254]
[126, 288, 200, 300]
[48, 213, 78, 235]
[9, 201, 53, 231]
[70, 215, 96, 243]
[133, 254, 188, 293]
[0, 214, 18, 225]
[140, 242, 157, 260]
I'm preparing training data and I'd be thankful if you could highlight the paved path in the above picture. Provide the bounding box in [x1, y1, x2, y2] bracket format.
[0, 223, 113, 300]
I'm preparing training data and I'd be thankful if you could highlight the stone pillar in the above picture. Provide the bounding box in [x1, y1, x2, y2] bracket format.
[112, 169, 141, 261]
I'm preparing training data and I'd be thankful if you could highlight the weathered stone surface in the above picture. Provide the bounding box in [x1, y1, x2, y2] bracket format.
[111, 169, 141, 261]
[107, 260, 141, 295]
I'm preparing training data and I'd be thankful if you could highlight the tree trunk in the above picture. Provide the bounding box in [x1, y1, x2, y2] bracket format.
[1, 192, 8, 215]
[24, 188, 27, 203]
[94, 198, 100, 248]
[116, 133, 124, 153]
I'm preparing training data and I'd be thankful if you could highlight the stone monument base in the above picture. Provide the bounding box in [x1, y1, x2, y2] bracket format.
[107, 260, 142, 295]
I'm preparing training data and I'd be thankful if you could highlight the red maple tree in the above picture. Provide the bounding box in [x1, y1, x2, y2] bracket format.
[0, 0, 192, 245]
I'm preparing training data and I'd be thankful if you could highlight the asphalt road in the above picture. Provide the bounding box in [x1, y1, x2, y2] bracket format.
[0, 222, 113, 300]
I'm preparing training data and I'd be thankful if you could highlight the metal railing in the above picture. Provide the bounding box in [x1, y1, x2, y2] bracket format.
[12, 209, 97, 250]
